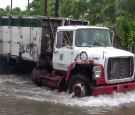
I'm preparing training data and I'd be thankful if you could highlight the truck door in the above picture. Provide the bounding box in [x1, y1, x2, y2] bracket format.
[53, 31, 73, 71]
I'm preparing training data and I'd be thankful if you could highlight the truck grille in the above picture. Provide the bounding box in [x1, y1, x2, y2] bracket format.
[107, 57, 134, 80]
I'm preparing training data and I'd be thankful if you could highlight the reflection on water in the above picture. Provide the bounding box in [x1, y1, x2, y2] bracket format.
[0, 74, 135, 115]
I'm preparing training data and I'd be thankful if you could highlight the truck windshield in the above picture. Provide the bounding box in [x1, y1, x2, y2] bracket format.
[75, 29, 112, 47]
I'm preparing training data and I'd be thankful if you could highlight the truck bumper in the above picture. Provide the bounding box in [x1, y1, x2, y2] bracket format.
[92, 82, 135, 96]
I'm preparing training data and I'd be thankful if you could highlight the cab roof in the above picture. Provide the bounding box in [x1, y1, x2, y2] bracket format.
[57, 25, 109, 30]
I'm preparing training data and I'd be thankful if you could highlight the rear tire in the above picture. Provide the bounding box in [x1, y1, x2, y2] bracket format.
[68, 74, 92, 97]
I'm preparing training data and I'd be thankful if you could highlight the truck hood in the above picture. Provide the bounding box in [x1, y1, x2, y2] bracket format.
[76, 47, 134, 66]
[88, 47, 134, 57]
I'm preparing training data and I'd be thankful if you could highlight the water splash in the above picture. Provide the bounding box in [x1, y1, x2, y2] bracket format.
[0, 75, 135, 108]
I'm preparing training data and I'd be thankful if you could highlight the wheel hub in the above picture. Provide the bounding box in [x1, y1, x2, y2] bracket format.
[74, 83, 85, 97]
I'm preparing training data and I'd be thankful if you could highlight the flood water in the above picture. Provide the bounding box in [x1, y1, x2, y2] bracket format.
[0, 74, 135, 115]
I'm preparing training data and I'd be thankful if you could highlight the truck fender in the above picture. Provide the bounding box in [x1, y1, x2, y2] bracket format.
[65, 62, 89, 81]
[66, 62, 106, 85]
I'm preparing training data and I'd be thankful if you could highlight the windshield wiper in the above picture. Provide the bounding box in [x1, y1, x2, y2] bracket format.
[104, 44, 112, 47]
[91, 43, 102, 46]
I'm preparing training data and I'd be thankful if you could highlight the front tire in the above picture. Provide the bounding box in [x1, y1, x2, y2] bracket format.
[68, 74, 92, 97]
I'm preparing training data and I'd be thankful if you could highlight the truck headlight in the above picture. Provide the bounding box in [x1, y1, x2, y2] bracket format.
[92, 66, 102, 79]
[92, 71, 101, 79]
[93, 66, 102, 72]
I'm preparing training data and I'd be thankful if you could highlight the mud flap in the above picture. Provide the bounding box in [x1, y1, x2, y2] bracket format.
[0, 56, 11, 75]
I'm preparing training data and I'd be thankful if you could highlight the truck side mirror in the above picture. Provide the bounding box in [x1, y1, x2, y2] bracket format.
[110, 31, 114, 45]
[56, 31, 63, 48]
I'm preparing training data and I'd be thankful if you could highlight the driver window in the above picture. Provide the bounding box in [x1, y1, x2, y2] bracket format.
[56, 31, 73, 48]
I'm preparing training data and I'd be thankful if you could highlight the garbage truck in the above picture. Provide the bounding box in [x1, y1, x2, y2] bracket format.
[0, 15, 135, 97]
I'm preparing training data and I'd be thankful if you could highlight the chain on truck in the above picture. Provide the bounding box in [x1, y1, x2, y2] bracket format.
[0, 15, 135, 97]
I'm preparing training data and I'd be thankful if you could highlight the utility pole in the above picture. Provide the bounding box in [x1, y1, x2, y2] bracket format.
[11, 0, 12, 10]
[44, 0, 47, 16]
[28, 0, 29, 7]
[55, 0, 59, 17]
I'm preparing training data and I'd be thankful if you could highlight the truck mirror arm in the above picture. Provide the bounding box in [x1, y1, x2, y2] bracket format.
[110, 31, 114, 44]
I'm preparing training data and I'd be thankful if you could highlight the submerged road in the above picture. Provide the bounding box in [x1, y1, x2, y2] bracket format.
[0, 74, 135, 115]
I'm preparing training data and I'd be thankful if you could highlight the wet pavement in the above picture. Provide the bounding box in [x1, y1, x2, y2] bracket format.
[0, 74, 135, 115]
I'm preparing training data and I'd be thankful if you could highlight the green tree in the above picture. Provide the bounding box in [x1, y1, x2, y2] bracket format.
[0, 0, 135, 50]
[27, 0, 55, 16]
[59, 0, 88, 19]
[0, 5, 26, 16]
